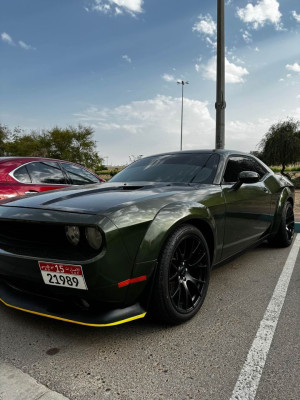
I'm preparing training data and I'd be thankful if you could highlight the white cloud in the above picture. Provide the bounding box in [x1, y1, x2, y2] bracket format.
[19, 40, 35, 50]
[201, 56, 249, 83]
[292, 11, 300, 23]
[286, 63, 300, 73]
[88, 0, 143, 16]
[206, 37, 217, 49]
[193, 14, 216, 36]
[75, 95, 215, 163]
[162, 74, 175, 82]
[242, 30, 252, 43]
[122, 54, 132, 63]
[1, 32, 14, 45]
[296, 95, 300, 99]
[226, 118, 271, 150]
[1, 33, 35, 50]
[237, 0, 282, 30]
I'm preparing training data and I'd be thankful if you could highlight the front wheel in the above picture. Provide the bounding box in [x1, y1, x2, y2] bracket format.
[269, 201, 294, 247]
[151, 224, 211, 325]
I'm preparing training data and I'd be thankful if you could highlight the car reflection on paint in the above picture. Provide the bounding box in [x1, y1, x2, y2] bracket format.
[0, 150, 295, 326]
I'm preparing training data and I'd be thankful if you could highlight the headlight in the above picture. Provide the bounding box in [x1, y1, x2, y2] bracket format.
[65, 226, 80, 246]
[85, 227, 102, 250]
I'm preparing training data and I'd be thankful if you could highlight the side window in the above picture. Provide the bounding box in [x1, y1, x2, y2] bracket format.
[13, 165, 32, 183]
[223, 157, 259, 183]
[61, 163, 99, 185]
[26, 161, 67, 184]
[250, 159, 267, 179]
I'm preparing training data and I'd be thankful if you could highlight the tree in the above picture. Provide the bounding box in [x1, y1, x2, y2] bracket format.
[259, 119, 300, 177]
[47, 125, 103, 170]
[2, 124, 103, 172]
[5, 130, 49, 157]
[0, 124, 12, 155]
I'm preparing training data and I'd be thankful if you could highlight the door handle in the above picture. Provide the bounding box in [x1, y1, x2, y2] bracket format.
[25, 190, 39, 195]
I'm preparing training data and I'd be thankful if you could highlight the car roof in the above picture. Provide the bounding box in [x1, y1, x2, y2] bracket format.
[0, 156, 68, 163]
[140, 149, 250, 158]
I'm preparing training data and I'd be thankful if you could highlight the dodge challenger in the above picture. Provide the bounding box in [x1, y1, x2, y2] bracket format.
[0, 150, 295, 326]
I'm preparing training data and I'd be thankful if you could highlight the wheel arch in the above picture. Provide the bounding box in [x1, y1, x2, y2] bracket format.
[135, 201, 216, 265]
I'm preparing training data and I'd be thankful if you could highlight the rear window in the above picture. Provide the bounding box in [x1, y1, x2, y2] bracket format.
[61, 163, 99, 185]
[13, 165, 31, 183]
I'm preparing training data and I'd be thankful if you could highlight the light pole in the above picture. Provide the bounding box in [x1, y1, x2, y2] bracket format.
[215, 0, 226, 149]
[177, 80, 189, 151]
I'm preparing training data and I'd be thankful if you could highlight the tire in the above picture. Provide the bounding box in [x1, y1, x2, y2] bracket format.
[269, 201, 294, 248]
[151, 224, 211, 325]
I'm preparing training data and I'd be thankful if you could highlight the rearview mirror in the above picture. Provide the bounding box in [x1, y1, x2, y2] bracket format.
[232, 171, 260, 190]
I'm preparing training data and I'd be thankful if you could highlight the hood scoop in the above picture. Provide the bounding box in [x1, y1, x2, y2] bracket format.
[119, 185, 145, 191]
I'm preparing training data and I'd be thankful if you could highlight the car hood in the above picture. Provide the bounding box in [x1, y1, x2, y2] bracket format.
[0, 182, 201, 215]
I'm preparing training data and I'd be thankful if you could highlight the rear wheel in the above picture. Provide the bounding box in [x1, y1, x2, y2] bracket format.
[152, 224, 211, 325]
[269, 201, 294, 247]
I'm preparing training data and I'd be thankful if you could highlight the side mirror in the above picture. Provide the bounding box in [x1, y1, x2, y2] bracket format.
[232, 171, 260, 190]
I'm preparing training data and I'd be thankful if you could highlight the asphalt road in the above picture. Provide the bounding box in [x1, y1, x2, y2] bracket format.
[0, 239, 299, 400]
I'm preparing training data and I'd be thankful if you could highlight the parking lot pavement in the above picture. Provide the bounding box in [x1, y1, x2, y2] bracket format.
[0, 238, 299, 400]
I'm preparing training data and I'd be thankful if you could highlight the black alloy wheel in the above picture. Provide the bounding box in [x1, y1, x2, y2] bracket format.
[269, 201, 295, 247]
[152, 224, 211, 325]
[285, 202, 295, 243]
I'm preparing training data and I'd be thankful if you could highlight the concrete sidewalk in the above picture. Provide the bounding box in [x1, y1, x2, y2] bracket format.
[0, 362, 69, 400]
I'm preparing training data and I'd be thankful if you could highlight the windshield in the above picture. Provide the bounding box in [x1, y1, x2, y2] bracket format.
[110, 153, 219, 184]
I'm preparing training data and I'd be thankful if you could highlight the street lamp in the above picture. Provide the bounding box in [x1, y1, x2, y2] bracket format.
[215, 0, 226, 149]
[177, 80, 189, 151]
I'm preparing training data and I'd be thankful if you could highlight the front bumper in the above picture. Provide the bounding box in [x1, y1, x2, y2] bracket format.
[0, 279, 146, 327]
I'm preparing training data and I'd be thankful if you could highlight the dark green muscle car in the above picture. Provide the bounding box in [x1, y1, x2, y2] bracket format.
[0, 150, 295, 326]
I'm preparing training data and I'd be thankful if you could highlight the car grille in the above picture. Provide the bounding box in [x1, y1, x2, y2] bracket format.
[0, 220, 99, 261]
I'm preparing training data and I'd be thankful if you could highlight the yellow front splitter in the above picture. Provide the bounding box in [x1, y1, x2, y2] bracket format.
[0, 282, 146, 327]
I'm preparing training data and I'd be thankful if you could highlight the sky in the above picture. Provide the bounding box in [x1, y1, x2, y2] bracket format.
[1, 0, 300, 165]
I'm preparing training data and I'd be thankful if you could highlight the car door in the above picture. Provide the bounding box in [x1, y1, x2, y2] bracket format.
[221, 156, 272, 260]
[12, 161, 69, 196]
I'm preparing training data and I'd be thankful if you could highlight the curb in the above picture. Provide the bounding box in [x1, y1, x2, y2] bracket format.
[0, 362, 69, 400]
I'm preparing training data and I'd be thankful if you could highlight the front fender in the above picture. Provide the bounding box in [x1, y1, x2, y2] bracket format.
[135, 201, 216, 264]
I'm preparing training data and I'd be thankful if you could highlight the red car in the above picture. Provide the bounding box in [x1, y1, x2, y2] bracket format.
[0, 157, 105, 200]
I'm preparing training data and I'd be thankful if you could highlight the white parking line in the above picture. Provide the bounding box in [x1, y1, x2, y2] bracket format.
[230, 234, 300, 400]
[0, 361, 69, 400]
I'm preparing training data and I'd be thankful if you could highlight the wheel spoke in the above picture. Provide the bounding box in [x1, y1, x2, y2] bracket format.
[169, 271, 178, 281]
[177, 284, 182, 309]
[171, 285, 180, 299]
[191, 240, 201, 256]
[183, 281, 194, 309]
[178, 240, 187, 260]
[186, 272, 205, 287]
[188, 252, 206, 267]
